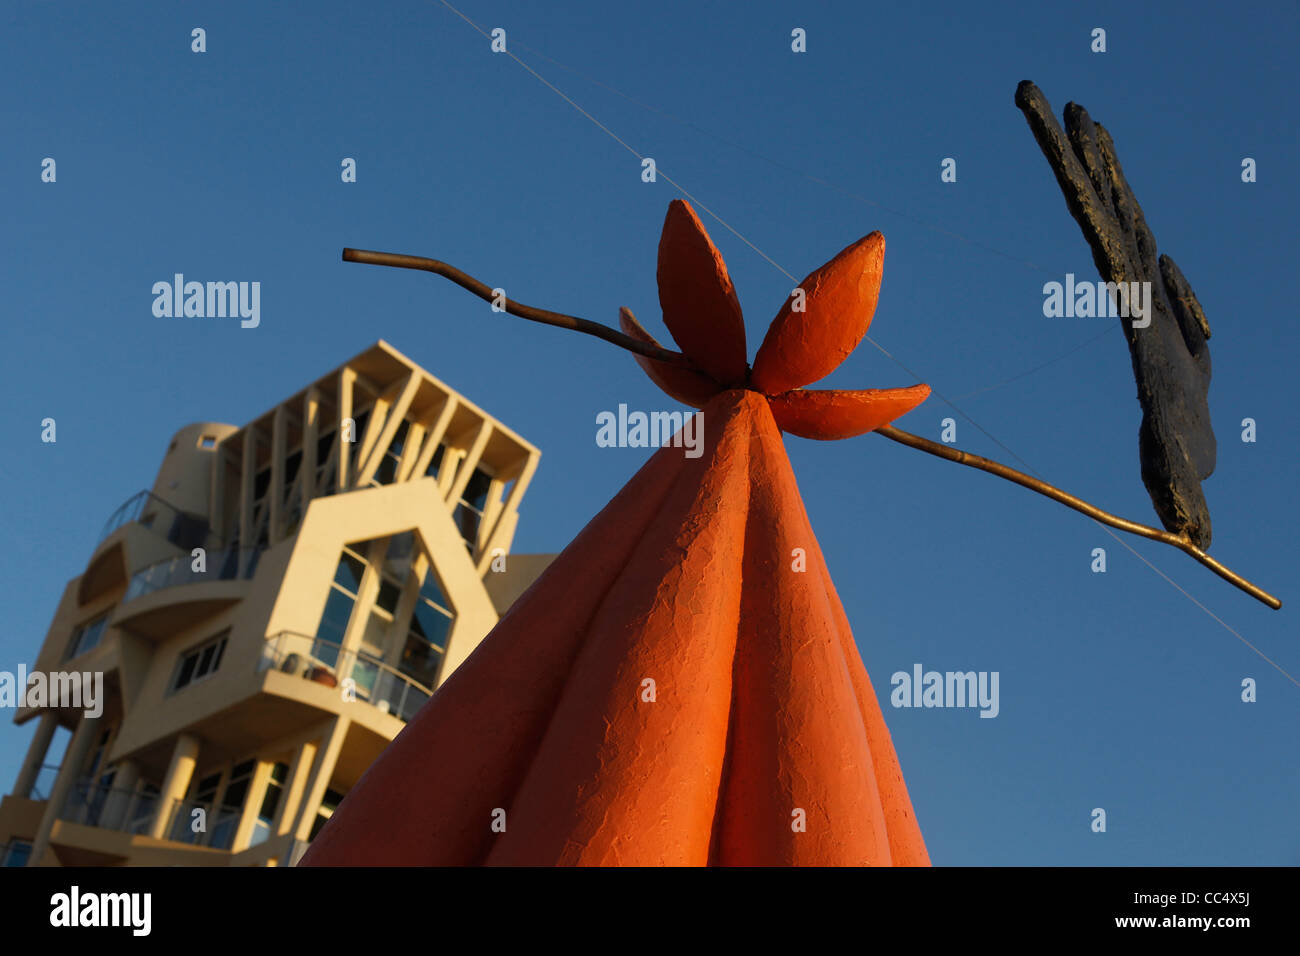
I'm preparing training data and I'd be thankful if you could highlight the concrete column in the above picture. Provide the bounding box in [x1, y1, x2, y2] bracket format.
[269, 406, 287, 544]
[275, 740, 318, 839]
[303, 388, 320, 507]
[148, 733, 200, 840]
[97, 759, 140, 830]
[12, 713, 58, 798]
[337, 368, 356, 491]
[231, 761, 274, 852]
[26, 713, 102, 866]
[239, 430, 256, 550]
[292, 716, 350, 842]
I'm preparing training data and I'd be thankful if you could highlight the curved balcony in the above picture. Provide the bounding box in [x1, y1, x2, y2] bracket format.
[259, 631, 433, 723]
[113, 548, 262, 641]
[124, 547, 262, 603]
[97, 489, 213, 551]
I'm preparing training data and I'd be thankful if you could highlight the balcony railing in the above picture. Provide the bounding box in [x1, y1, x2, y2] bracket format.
[260, 631, 433, 722]
[97, 489, 214, 551]
[123, 547, 263, 603]
[159, 796, 243, 849]
[59, 778, 160, 836]
[58, 778, 246, 850]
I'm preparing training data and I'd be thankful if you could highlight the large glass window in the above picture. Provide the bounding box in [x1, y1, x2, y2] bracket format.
[172, 771, 221, 844]
[309, 534, 458, 713]
[313, 546, 366, 666]
[403, 567, 452, 689]
[66, 614, 109, 660]
[210, 760, 254, 849]
[250, 762, 289, 847]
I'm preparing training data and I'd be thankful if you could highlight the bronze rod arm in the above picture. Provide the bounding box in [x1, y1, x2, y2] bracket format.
[342, 248, 698, 369]
[874, 425, 1281, 610]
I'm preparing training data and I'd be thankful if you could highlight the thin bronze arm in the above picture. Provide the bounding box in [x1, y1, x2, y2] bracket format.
[874, 425, 1281, 610]
[342, 248, 697, 369]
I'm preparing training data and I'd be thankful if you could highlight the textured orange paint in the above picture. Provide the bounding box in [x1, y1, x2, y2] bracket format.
[656, 200, 749, 387]
[768, 385, 931, 440]
[300, 391, 929, 867]
[750, 232, 886, 395]
[618, 307, 719, 409]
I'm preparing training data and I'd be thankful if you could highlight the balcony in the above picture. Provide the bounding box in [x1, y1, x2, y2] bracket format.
[260, 631, 433, 722]
[59, 778, 160, 836]
[97, 489, 213, 551]
[55, 777, 241, 856]
[157, 796, 243, 850]
[124, 547, 262, 602]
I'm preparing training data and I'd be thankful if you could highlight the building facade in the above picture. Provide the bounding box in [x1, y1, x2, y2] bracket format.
[0, 341, 548, 867]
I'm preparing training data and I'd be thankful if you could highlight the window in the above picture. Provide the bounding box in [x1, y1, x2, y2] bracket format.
[402, 567, 452, 689]
[425, 443, 446, 479]
[210, 760, 255, 850]
[250, 762, 289, 847]
[455, 467, 493, 546]
[172, 771, 221, 843]
[284, 449, 302, 486]
[2, 841, 32, 868]
[313, 547, 367, 666]
[372, 420, 410, 486]
[310, 535, 458, 710]
[171, 631, 229, 692]
[198, 435, 217, 450]
[66, 614, 109, 660]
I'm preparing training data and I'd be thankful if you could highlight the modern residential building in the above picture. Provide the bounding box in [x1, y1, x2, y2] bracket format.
[0, 340, 550, 867]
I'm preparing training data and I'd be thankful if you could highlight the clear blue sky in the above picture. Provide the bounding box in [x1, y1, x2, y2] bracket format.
[2, 0, 1296, 865]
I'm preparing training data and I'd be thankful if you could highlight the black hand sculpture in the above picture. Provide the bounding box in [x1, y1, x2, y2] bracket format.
[1016, 80, 1215, 548]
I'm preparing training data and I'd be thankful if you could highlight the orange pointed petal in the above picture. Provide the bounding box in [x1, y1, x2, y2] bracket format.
[656, 200, 748, 386]
[750, 232, 886, 395]
[768, 385, 930, 440]
[619, 308, 720, 408]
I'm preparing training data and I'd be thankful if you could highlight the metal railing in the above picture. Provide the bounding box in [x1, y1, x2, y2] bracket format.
[260, 631, 434, 722]
[58, 778, 244, 850]
[123, 547, 263, 603]
[59, 778, 160, 836]
[160, 796, 243, 850]
[97, 489, 214, 550]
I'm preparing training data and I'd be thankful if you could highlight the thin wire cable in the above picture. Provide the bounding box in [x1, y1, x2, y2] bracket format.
[509, 38, 1063, 278]
[436, 0, 1294, 686]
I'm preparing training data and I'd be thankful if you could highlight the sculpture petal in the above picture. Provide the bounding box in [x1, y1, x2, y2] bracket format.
[768, 385, 930, 440]
[657, 200, 749, 386]
[619, 307, 720, 408]
[750, 232, 886, 395]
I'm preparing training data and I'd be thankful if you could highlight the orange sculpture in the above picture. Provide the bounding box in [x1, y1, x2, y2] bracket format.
[302, 200, 931, 866]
